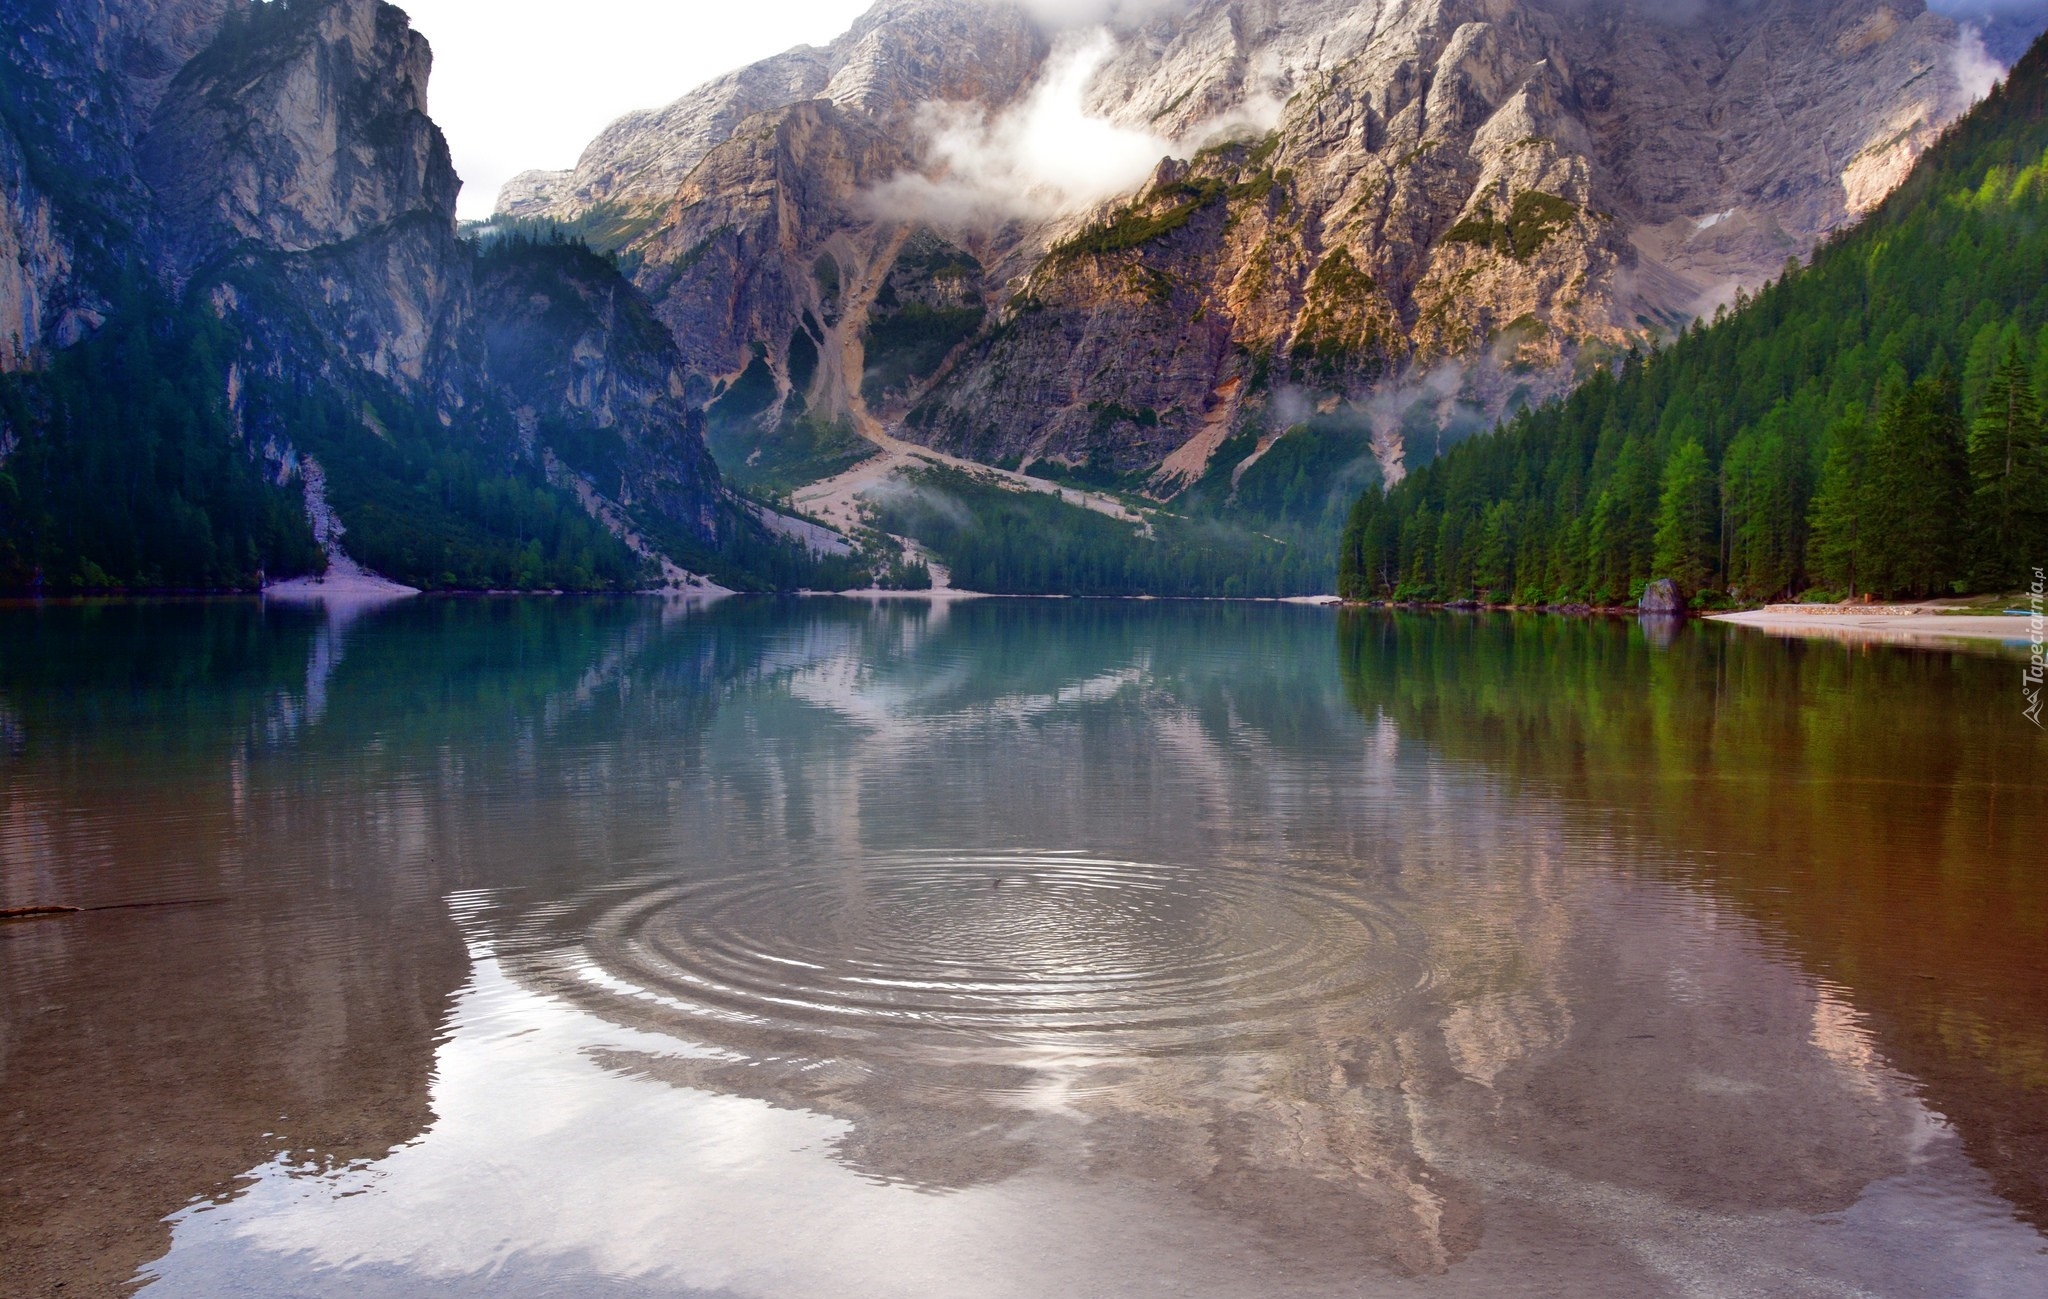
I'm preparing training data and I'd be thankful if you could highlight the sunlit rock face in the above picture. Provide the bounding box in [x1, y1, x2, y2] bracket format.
[145, 0, 456, 261]
[507, 0, 1995, 485]
[136, 0, 475, 399]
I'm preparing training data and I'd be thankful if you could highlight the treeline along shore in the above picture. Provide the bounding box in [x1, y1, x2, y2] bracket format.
[1339, 34, 2048, 612]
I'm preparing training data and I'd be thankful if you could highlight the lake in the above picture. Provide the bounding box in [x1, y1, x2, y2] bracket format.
[2, 597, 2043, 1297]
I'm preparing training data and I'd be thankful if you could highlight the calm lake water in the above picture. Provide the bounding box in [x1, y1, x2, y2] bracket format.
[2, 597, 2044, 1298]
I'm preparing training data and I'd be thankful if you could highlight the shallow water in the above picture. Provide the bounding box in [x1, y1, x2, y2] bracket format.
[2, 598, 2043, 1297]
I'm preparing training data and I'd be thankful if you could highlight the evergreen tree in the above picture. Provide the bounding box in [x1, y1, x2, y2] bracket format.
[1332, 34, 2048, 605]
[1338, 483, 1398, 598]
[1435, 507, 1469, 597]
[2033, 322, 2048, 411]
[1651, 438, 1717, 593]
[1962, 319, 2008, 419]
[1966, 338, 2047, 588]
[1471, 500, 1515, 599]
[1586, 435, 1657, 601]
[1550, 515, 1587, 602]
[1861, 373, 1968, 598]
[0, 278, 325, 591]
[1400, 505, 1438, 598]
[1722, 414, 1807, 600]
[1808, 407, 1872, 598]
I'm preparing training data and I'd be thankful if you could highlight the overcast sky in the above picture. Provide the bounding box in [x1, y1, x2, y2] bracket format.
[401, 0, 875, 218]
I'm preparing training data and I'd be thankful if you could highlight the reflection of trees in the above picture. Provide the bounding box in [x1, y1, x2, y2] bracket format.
[1338, 609, 2048, 1229]
[1, 601, 458, 1293]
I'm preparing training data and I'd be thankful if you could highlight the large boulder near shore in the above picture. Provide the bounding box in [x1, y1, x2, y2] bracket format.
[1639, 579, 1685, 614]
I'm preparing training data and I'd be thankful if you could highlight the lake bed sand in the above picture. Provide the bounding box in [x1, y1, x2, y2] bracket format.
[1710, 605, 2037, 646]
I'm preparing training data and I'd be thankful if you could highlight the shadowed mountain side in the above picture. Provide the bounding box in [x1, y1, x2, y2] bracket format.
[0, 0, 766, 594]
[474, 239, 726, 550]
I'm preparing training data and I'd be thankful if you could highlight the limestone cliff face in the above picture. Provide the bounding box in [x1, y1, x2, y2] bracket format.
[0, 0, 235, 366]
[140, 0, 475, 404]
[500, 0, 1046, 225]
[0, 120, 77, 367]
[632, 100, 922, 434]
[145, 0, 455, 261]
[2, 0, 729, 558]
[510, 0, 2001, 489]
[474, 244, 724, 541]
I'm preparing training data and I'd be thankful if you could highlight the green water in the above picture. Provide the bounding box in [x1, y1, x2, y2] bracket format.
[1, 597, 2042, 1297]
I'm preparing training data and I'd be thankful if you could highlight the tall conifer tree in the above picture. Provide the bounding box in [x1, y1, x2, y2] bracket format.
[1967, 339, 2047, 588]
[1862, 374, 1969, 598]
[1809, 407, 1872, 598]
[1652, 438, 1718, 593]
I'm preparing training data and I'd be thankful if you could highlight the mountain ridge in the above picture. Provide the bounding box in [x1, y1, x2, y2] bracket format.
[0, 0, 760, 594]
[499, 0, 2007, 503]
[1336, 27, 2048, 605]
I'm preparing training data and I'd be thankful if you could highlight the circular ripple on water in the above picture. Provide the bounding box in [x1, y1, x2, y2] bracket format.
[521, 853, 1421, 1061]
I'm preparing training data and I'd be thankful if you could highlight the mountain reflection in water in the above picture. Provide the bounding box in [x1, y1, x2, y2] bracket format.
[1, 598, 2041, 1298]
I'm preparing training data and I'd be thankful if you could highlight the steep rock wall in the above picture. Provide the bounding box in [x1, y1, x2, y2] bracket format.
[2, 0, 734, 576]
[508, 0, 1999, 491]
[0, 0, 235, 366]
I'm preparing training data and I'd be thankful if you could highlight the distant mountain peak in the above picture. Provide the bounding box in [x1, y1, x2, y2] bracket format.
[499, 0, 2005, 491]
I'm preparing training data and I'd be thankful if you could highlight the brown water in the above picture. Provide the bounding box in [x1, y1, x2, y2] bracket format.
[1, 598, 2043, 1297]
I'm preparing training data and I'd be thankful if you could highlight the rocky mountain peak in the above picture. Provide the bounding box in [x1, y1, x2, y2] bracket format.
[498, 0, 1047, 225]
[144, 0, 458, 271]
[3, 0, 740, 593]
[502, 0, 2001, 495]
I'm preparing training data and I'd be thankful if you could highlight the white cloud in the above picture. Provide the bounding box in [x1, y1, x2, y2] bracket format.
[862, 29, 1175, 226]
[863, 27, 1284, 228]
[1950, 24, 2009, 104]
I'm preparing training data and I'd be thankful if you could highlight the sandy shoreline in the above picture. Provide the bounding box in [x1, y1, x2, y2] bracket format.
[812, 585, 990, 601]
[261, 569, 419, 601]
[1709, 606, 2038, 645]
[806, 589, 1346, 602]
